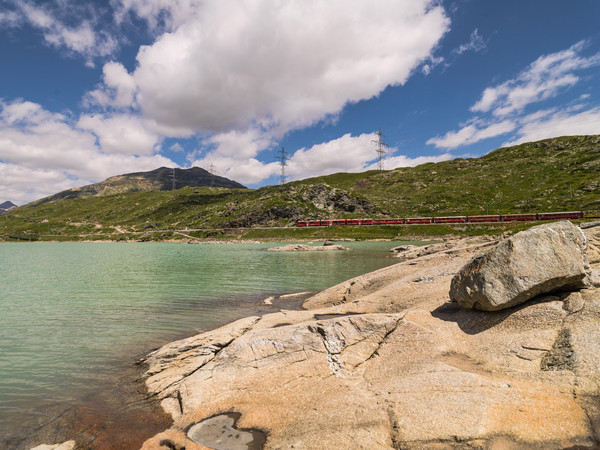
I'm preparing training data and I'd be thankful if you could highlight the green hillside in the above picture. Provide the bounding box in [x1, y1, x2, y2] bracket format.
[1, 135, 599, 241]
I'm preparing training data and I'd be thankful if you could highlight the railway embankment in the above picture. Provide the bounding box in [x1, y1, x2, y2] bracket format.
[131, 221, 600, 449]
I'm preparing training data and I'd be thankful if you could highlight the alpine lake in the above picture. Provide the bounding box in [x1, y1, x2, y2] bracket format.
[0, 240, 423, 448]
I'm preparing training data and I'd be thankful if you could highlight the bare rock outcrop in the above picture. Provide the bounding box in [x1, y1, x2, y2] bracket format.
[139, 225, 600, 449]
[450, 221, 589, 311]
[30, 441, 75, 450]
[267, 243, 348, 252]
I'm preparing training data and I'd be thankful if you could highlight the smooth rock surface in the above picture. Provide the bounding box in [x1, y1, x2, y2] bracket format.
[139, 230, 600, 449]
[450, 221, 589, 311]
[30, 441, 75, 450]
[266, 243, 348, 252]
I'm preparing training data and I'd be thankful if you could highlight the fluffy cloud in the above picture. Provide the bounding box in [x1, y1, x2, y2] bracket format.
[0, 100, 174, 203]
[191, 133, 454, 186]
[427, 119, 517, 149]
[114, 0, 205, 31]
[84, 62, 137, 109]
[78, 113, 162, 155]
[132, 0, 448, 136]
[289, 133, 452, 181]
[91, 0, 451, 187]
[204, 129, 274, 159]
[98, 0, 449, 138]
[287, 133, 380, 179]
[190, 153, 280, 186]
[429, 42, 600, 151]
[503, 107, 600, 147]
[0, 164, 78, 206]
[106, 0, 451, 187]
[471, 41, 600, 117]
[0, 1, 117, 65]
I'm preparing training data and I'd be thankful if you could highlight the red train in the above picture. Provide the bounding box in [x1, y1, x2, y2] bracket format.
[296, 211, 584, 227]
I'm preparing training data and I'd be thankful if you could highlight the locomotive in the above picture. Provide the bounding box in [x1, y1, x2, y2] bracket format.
[296, 211, 585, 227]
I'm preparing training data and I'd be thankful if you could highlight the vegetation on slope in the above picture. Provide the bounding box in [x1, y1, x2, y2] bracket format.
[1, 135, 599, 241]
[297, 134, 600, 217]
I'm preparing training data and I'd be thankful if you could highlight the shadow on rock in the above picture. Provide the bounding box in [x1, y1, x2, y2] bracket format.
[430, 296, 564, 335]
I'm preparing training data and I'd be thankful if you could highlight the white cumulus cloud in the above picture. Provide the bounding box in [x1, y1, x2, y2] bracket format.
[0, 1, 118, 65]
[503, 107, 600, 147]
[0, 100, 175, 203]
[122, 0, 449, 138]
[101, 0, 450, 186]
[471, 41, 600, 117]
[78, 113, 162, 155]
[427, 119, 517, 149]
[429, 41, 600, 151]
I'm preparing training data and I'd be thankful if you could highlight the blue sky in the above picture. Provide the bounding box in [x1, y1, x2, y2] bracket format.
[1, 0, 599, 204]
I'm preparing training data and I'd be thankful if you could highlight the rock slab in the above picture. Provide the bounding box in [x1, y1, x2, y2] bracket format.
[139, 230, 600, 449]
[267, 243, 348, 252]
[450, 221, 589, 311]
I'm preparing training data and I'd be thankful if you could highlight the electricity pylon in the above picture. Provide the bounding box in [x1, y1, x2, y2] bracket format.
[372, 129, 389, 172]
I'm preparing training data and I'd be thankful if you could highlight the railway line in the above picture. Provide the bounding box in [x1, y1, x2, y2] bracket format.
[297, 211, 597, 227]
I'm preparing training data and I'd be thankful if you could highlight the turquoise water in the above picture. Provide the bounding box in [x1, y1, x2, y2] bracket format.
[0, 240, 411, 445]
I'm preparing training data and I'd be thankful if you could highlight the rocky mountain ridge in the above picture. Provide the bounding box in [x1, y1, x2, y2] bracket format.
[31, 167, 246, 206]
[0, 201, 17, 215]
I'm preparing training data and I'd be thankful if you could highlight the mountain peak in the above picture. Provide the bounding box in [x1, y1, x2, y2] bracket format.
[32, 166, 246, 205]
[0, 201, 17, 209]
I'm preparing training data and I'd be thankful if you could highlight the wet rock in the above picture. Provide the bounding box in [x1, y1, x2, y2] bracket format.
[187, 413, 265, 450]
[450, 221, 589, 311]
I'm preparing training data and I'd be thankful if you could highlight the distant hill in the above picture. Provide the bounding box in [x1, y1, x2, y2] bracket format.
[0, 201, 17, 215]
[2, 135, 599, 241]
[31, 167, 246, 205]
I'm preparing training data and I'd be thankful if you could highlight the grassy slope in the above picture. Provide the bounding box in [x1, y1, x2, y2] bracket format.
[298, 135, 600, 216]
[1, 135, 599, 241]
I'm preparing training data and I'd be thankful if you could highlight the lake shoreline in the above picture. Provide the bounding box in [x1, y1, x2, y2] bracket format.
[136, 228, 600, 449]
[9, 290, 315, 450]
[1, 240, 422, 449]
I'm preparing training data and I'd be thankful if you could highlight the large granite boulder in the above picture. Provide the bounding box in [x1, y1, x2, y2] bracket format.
[450, 221, 589, 311]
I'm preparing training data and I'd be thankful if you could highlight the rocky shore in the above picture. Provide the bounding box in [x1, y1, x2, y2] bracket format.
[266, 242, 349, 252]
[36, 221, 600, 449]
[130, 221, 600, 449]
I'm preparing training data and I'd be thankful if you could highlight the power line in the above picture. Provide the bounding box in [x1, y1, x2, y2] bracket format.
[275, 147, 288, 185]
[371, 129, 389, 172]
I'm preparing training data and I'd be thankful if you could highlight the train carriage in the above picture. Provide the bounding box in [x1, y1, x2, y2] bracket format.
[501, 214, 537, 222]
[433, 216, 467, 223]
[467, 215, 501, 223]
[537, 211, 583, 220]
[405, 217, 433, 224]
[373, 218, 404, 225]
